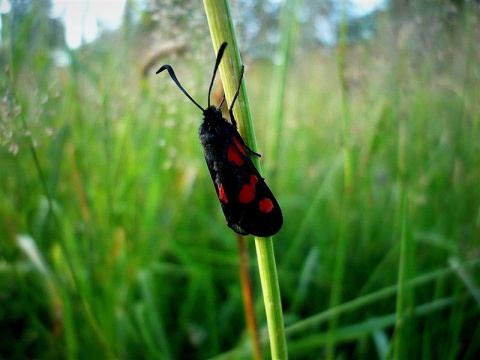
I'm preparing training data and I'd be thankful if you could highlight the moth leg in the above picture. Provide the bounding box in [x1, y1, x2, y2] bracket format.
[244, 145, 261, 158]
[228, 65, 260, 158]
[218, 94, 226, 108]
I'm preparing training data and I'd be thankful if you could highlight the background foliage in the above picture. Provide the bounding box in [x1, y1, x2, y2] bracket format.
[1, 0, 479, 359]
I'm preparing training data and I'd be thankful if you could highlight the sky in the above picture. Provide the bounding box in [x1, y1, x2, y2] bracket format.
[20, 0, 384, 49]
[51, 0, 127, 48]
[353, 0, 386, 15]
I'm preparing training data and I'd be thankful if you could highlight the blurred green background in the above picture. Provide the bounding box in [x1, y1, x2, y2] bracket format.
[1, 0, 479, 359]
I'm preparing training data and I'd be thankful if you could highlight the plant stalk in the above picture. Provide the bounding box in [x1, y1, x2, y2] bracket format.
[203, 0, 288, 358]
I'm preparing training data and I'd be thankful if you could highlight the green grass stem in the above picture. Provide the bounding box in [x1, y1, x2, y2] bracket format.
[268, 0, 303, 176]
[203, 0, 287, 358]
[326, 1, 353, 359]
[393, 189, 412, 359]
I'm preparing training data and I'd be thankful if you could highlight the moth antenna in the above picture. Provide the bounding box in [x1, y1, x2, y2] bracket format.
[227, 65, 245, 128]
[157, 65, 204, 111]
[229, 65, 244, 112]
[207, 42, 228, 108]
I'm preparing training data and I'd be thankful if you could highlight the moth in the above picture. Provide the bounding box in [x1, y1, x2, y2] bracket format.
[157, 42, 282, 237]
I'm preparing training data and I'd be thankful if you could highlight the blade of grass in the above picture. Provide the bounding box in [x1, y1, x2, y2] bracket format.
[326, 1, 353, 358]
[448, 257, 480, 307]
[286, 257, 480, 336]
[393, 189, 412, 359]
[392, 14, 416, 357]
[288, 293, 469, 354]
[268, 0, 303, 176]
[203, 1, 287, 358]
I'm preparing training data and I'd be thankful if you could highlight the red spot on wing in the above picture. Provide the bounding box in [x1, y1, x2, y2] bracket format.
[227, 144, 244, 166]
[218, 184, 228, 203]
[233, 137, 247, 156]
[259, 198, 274, 213]
[239, 184, 255, 204]
[239, 175, 258, 204]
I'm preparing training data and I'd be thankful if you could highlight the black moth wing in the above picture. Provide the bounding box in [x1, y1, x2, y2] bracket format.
[199, 111, 283, 237]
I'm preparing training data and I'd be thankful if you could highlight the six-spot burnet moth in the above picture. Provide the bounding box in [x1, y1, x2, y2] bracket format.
[156, 42, 282, 237]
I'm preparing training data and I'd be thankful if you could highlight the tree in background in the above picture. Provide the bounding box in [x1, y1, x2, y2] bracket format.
[1, 0, 65, 76]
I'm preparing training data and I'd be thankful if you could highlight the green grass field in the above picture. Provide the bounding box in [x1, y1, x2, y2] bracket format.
[1, 5, 479, 359]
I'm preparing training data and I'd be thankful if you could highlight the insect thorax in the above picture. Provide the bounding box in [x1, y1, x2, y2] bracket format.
[203, 106, 223, 120]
